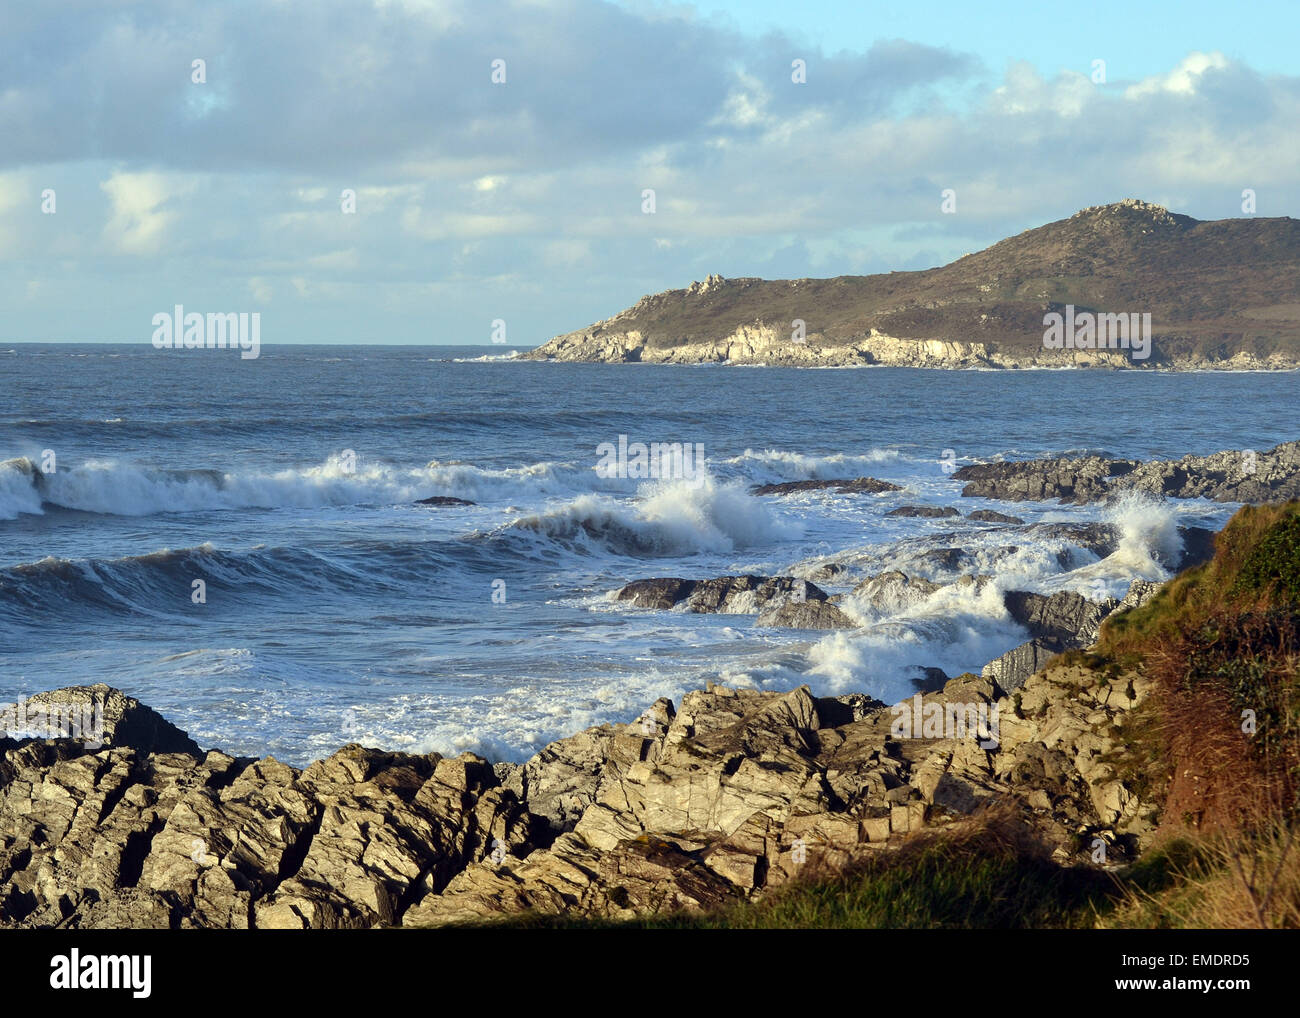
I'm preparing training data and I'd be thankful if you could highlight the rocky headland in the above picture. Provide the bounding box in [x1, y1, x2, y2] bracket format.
[523, 201, 1300, 370]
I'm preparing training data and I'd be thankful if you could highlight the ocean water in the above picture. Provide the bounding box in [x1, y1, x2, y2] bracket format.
[0, 343, 1295, 764]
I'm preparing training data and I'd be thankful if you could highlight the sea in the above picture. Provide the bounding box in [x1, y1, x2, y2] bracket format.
[1, 343, 1294, 765]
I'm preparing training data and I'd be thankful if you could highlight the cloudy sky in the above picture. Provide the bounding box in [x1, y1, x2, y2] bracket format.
[1, 0, 1297, 345]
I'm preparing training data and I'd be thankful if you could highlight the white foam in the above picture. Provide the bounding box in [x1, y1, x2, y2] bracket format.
[5, 453, 617, 517]
[506, 475, 801, 557]
[723, 447, 904, 484]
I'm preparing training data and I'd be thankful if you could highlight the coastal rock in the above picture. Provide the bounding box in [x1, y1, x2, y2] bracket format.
[1, 684, 202, 757]
[2, 663, 1163, 928]
[612, 577, 696, 610]
[884, 505, 962, 519]
[966, 509, 1026, 524]
[982, 639, 1062, 693]
[757, 599, 855, 629]
[613, 575, 831, 619]
[953, 457, 1135, 503]
[851, 571, 941, 612]
[751, 477, 903, 496]
[415, 495, 476, 506]
[1003, 590, 1119, 649]
[954, 441, 1300, 505]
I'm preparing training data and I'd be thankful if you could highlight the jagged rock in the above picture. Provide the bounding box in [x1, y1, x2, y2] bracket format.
[613, 577, 696, 610]
[983, 639, 1062, 693]
[851, 571, 942, 612]
[954, 457, 1134, 502]
[1, 664, 1166, 928]
[1118, 578, 1163, 612]
[0, 684, 202, 756]
[613, 575, 829, 616]
[954, 441, 1300, 504]
[255, 749, 537, 929]
[1003, 590, 1118, 648]
[966, 509, 1025, 524]
[884, 505, 962, 518]
[751, 477, 903, 496]
[757, 599, 855, 629]
[1019, 522, 1119, 560]
[980, 590, 1122, 693]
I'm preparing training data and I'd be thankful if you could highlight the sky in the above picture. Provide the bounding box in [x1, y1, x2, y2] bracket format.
[1, 0, 1297, 346]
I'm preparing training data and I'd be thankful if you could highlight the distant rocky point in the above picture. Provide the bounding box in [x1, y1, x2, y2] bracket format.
[524, 200, 1300, 369]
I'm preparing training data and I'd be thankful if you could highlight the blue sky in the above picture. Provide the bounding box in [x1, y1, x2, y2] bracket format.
[1, 0, 1296, 346]
[663, 0, 1300, 78]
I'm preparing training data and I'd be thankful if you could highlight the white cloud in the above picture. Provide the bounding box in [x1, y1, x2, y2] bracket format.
[99, 172, 194, 255]
[1126, 51, 1229, 98]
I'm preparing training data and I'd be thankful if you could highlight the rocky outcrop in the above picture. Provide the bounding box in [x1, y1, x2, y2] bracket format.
[757, 600, 855, 630]
[751, 477, 902, 496]
[1003, 590, 1119, 649]
[982, 640, 1061, 694]
[954, 441, 1300, 504]
[851, 571, 941, 613]
[0, 653, 1163, 929]
[885, 505, 962, 519]
[613, 574, 854, 628]
[415, 496, 476, 506]
[984, 579, 1161, 692]
[967, 510, 1025, 524]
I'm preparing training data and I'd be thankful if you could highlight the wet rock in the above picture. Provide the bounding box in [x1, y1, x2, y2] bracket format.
[613, 575, 830, 616]
[613, 577, 697, 610]
[415, 496, 476, 506]
[884, 505, 962, 519]
[966, 509, 1025, 524]
[953, 456, 1133, 502]
[953, 440, 1300, 504]
[757, 599, 855, 629]
[752, 477, 903, 496]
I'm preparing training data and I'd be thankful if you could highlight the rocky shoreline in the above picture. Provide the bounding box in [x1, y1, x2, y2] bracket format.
[0, 646, 1160, 929]
[5, 440, 1298, 929]
[524, 325, 1300, 371]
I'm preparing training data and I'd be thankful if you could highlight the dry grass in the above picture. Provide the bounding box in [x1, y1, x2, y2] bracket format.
[1104, 822, 1300, 929]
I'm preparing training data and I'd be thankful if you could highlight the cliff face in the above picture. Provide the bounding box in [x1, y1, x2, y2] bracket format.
[525, 200, 1300, 368]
